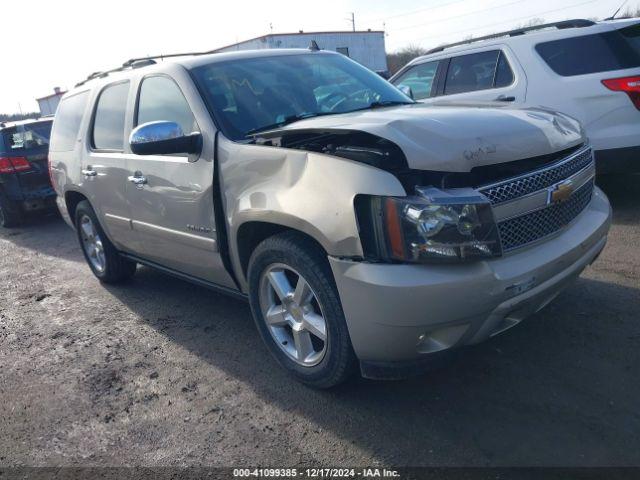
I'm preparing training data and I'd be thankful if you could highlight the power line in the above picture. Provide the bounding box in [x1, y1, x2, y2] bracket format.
[391, 0, 530, 32]
[399, 0, 603, 44]
[361, 0, 470, 25]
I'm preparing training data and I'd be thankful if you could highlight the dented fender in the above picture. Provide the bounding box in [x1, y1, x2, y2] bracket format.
[217, 135, 406, 290]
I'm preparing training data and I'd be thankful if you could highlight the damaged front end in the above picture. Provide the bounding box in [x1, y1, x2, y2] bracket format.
[252, 126, 585, 193]
[250, 123, 591, 265]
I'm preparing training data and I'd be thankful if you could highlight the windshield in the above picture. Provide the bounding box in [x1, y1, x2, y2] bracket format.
[191, 53, 411, 140]
[1, 121, 52, 152]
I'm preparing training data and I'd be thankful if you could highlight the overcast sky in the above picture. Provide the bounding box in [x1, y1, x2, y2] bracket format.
[1, 0, 637, 114]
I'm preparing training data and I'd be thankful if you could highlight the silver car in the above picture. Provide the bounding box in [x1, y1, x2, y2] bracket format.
[49, 49, 611, 387]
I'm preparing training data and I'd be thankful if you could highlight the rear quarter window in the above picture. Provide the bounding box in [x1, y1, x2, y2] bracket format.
[620, 23, 640, 51]
[535, 27, 640, 76]
[50, 91, 90, 152]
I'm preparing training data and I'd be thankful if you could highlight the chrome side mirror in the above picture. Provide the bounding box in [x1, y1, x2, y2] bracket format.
[398, 84, 414, 100]
[129, 121, 202, 156]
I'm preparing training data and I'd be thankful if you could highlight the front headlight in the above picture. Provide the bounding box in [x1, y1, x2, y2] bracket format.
[357, 187, 502, 263]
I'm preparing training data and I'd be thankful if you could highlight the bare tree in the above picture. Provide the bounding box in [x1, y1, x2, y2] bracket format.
[618, 6, 640, 18]
[0, 112, 40, 122]
[386, 45, 428, 75]
[516, 17, 546, 29]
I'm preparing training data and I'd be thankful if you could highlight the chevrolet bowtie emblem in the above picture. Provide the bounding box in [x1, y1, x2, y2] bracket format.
[549, 180, 574, 204]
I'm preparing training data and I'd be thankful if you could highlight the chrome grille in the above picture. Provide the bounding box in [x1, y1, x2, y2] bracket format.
[479, 148, 593, 205]
[498, 180, 594, 251]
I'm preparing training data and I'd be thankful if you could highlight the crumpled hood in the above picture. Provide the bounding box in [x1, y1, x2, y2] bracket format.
[274, 103, 585, 172]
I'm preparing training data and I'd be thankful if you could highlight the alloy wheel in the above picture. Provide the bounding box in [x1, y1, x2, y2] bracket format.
[79, 214, 106, 273]
[258, 263, 328, 367]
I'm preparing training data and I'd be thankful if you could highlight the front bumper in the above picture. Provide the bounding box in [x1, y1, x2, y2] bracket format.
[329, 187, 611, 366]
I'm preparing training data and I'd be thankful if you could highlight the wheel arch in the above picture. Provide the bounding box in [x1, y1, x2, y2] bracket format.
[63, 190, 118, 248]
[235, 219, 331, 288]
[64, 189, 89, 224]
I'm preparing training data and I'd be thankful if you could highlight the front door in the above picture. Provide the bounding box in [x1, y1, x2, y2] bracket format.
[124, 74, 232, 287]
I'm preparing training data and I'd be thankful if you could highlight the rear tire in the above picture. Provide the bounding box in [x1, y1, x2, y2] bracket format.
[248, 231, 357, 388]
[0, 193, 21, 228]
[75, 200, 137, 283]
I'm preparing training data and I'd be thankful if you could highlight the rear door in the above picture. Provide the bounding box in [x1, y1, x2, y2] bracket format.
[124, 73, 233, 287]
[82, 80, 138, 250]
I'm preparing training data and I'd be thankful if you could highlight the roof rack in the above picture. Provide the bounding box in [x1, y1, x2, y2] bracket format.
[426, 18, 596, 54]
[75, 59, 157, 87]
[75, 48, 229, 87]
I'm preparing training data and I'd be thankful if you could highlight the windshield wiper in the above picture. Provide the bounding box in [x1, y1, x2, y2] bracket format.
[353, 100, 415, 112]
[246, 112, 331, 137]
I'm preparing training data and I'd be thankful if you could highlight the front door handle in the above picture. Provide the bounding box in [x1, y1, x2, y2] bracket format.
[495, 95, 516, 102]
[81, 168, 97, 177]
[127, 172, 147, 188]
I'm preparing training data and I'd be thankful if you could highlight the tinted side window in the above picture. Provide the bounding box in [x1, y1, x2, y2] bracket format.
[536, 30, 640, 76]
[393, 61, 439, 100]
[50, 91, 89, 152]
[445, 50, 500, 95]
[620, 23, 640, 52]
[495, 52, 515, 88]
[137, 76, 197, 135]
[92, 82, 130, 151]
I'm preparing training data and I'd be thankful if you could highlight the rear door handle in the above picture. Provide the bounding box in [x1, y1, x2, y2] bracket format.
[127, 172, 147, 188]
[495, 95, 516, 102]
[81, 168, 97, 177]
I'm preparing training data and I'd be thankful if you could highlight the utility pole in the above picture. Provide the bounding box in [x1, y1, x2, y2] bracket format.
[346, 12, 355, 32]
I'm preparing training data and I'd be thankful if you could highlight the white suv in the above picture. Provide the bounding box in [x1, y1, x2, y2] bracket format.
[390, 19, 640, 174]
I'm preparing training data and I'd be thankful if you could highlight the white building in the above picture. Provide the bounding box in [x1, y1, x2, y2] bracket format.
[213, 30, 388, 74]
[36, 87, 66, 116]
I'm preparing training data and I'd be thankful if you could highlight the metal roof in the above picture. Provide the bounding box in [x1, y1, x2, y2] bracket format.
[210, 30, 384, 52]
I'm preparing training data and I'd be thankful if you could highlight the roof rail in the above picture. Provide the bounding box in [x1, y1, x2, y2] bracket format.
[75, 51, 213, 87]
[426, 18, 596, 54]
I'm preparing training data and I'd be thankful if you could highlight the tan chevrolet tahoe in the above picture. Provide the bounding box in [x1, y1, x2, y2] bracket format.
[49, 48, 611, 387]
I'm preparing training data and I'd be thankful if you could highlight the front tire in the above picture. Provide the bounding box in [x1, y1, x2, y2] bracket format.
[75, 200, 137, 283]
[248, 231, 357, 388]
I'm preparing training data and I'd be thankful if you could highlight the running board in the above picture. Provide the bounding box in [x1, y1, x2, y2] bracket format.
[120, 253, 249, 302]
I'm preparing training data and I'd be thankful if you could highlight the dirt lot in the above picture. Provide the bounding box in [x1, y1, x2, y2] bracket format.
[0, 178, 639, 468]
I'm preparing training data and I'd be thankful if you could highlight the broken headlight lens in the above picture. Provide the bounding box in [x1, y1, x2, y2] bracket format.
[362, 187, 502, 263]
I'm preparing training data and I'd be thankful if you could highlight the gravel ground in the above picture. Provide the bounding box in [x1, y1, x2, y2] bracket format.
[0, 178, 638, 468]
